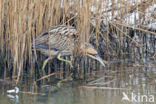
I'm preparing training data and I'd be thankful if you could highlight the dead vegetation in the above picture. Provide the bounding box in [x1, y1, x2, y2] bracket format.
[0, 0, 155, 83]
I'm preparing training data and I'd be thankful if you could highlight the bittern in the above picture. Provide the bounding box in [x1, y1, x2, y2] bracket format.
[32, 25, 105, 68]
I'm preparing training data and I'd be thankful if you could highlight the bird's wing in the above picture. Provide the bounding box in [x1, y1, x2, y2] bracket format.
[34, 31, 50, 50]
[34, 25, 77, 51]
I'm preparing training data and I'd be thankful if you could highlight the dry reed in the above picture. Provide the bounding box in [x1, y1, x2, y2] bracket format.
[0, 0, 155, 83]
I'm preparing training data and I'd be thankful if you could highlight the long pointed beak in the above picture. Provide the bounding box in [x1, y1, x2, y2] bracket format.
[95, 55, 105, 67]
[87, 54, 105, 67]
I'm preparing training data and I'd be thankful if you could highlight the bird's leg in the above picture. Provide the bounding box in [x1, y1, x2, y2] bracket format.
[57, 54, 73, 68]
[42, 57, 53, 75]
[56, 54, 74, 87]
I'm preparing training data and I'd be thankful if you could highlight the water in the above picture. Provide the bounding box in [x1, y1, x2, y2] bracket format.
[0, 60, 155, 104]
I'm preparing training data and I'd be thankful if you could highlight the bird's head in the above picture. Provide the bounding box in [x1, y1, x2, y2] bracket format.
[81, 43, 105, 67]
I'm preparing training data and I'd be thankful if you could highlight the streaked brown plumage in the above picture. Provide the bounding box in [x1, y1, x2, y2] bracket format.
[33, 25, 105, 66]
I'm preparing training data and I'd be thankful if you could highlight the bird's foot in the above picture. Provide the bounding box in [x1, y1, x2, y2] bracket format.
[66, 60, 73, 68]
[57, 54, 73, 68]
[42, 57, 53, 75]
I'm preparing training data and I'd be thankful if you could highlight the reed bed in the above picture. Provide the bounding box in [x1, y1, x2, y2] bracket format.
[0, 0, 155, 84]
